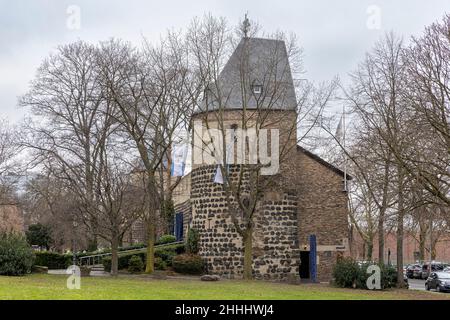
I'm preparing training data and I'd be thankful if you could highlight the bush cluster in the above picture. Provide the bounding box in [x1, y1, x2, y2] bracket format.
[102, 243, 185, 272]
[157, 234, 177, 245]
[0, 232, 35, 276]
[332, 257, 397, 289]
[127, 255, 144, 273]
[172, 254, 204, 275]
[34, 251, 73, 269]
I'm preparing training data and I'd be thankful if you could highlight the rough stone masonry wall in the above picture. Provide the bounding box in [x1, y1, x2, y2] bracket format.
[252, 192, 300, 280]
[190, 164, 299, 280]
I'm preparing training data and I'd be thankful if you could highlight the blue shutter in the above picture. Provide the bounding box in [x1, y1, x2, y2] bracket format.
[174, 213, 184, 241]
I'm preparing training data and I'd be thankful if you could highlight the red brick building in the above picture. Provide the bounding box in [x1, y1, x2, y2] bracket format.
[351, 231, 450, 264]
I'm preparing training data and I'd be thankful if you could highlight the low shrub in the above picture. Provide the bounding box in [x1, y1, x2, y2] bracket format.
[373, 263, 397, 289]
[102, 256, 111, 272]
[34, 251, 72, 269]
[172, 254, 204, 275]
[332, 257, 397, 290]
[155, 257, 167, 270]
[32, 265, 48, 274]
[332, 257, 361, 288]
[119, 243, 146, 252]
[157, 235, 177, 245]
[102, 253, 136, 272]
[102, 243, 185, 272]
[128, 255, 144, 273]
[186, 228, 200, 254]
[0, 232, 35, 276]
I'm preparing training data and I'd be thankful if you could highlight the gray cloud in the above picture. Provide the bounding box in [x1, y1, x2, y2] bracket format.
[0, 0, 448, 122]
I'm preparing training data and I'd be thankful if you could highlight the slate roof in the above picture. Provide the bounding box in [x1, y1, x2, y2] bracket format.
[196, 37, 297, 113]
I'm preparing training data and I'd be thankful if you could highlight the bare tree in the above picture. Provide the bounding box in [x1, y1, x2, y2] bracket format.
[402, 14, 450, 207]
[0, 120, 21, 204]
[19, 41, 107, 248]
[96, 36, 194, 273]
[21, 171, 85, 252]
[345, 32, 410, 286]
[19, 41, 145, 275]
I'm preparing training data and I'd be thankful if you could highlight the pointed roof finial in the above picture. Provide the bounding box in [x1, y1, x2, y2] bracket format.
[242, 13, 250, 38]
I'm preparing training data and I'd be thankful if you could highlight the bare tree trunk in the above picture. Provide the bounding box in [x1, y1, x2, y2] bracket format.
[419, 225, 426, 261]
[378, 157, 390, 265]
[243, 226, 253, 280]
[396, 168, 405, 287]
[362, 242, 366, 260]
[144, 176, 158, 274]
[111, 232, 119, 276]
[145, 221, 156, 273]
[377, 215, 384, 264]
[431, 238, 438, 260]
[367, 241, 373, 261]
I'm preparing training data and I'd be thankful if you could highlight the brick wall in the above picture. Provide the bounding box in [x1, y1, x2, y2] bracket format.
[352, 231, 450, 264]
[285, 149, 350, 281]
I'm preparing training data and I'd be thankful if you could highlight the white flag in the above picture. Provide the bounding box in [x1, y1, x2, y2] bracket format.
[335, 114, 344, 143]
[171, 144, 188, 177]
[213, 165, 224, 184]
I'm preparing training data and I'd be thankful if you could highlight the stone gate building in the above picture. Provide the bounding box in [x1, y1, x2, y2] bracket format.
[174, 36, 351, 282]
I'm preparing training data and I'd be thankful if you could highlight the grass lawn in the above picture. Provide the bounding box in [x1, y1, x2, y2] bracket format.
[0, 274, 448, 300]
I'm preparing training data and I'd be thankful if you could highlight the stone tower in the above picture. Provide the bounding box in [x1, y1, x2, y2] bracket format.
[190, 37, 302, 280]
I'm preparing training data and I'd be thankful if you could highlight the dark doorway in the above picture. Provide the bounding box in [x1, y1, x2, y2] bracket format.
[299, 251, 310, 279]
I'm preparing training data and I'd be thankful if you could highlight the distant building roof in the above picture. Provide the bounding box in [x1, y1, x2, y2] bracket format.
[196, 37, 297, 114]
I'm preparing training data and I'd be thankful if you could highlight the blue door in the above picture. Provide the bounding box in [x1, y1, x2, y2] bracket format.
[309, 234, 317, 282]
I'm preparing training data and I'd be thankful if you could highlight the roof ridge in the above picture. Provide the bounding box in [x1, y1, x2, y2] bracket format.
[297, 145, 353, 180]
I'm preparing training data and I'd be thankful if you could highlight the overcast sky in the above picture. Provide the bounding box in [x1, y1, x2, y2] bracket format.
[0, 0, 448, 123]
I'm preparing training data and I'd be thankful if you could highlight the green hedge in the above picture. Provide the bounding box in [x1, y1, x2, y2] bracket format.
[0, 232, 35, 276]
[102, 243, 185, 272]
[157, 235, 177, 245]
[172, 254, 204, 275]
[34, 252, 73, 269]
[332, 257, 397, 289]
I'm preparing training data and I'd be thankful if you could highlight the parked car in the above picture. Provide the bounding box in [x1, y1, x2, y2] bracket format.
[412, 264, 423, 279]
[444, 267, 450, 273]
[421, 263, 445, 279]
[425, 272, 450, 292]
[406, 264, 420, 279]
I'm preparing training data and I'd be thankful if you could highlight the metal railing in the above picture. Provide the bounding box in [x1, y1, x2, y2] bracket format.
[78, 241, 184, 267]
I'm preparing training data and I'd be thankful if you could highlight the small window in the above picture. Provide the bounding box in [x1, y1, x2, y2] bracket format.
[252, 84, 262, 94]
